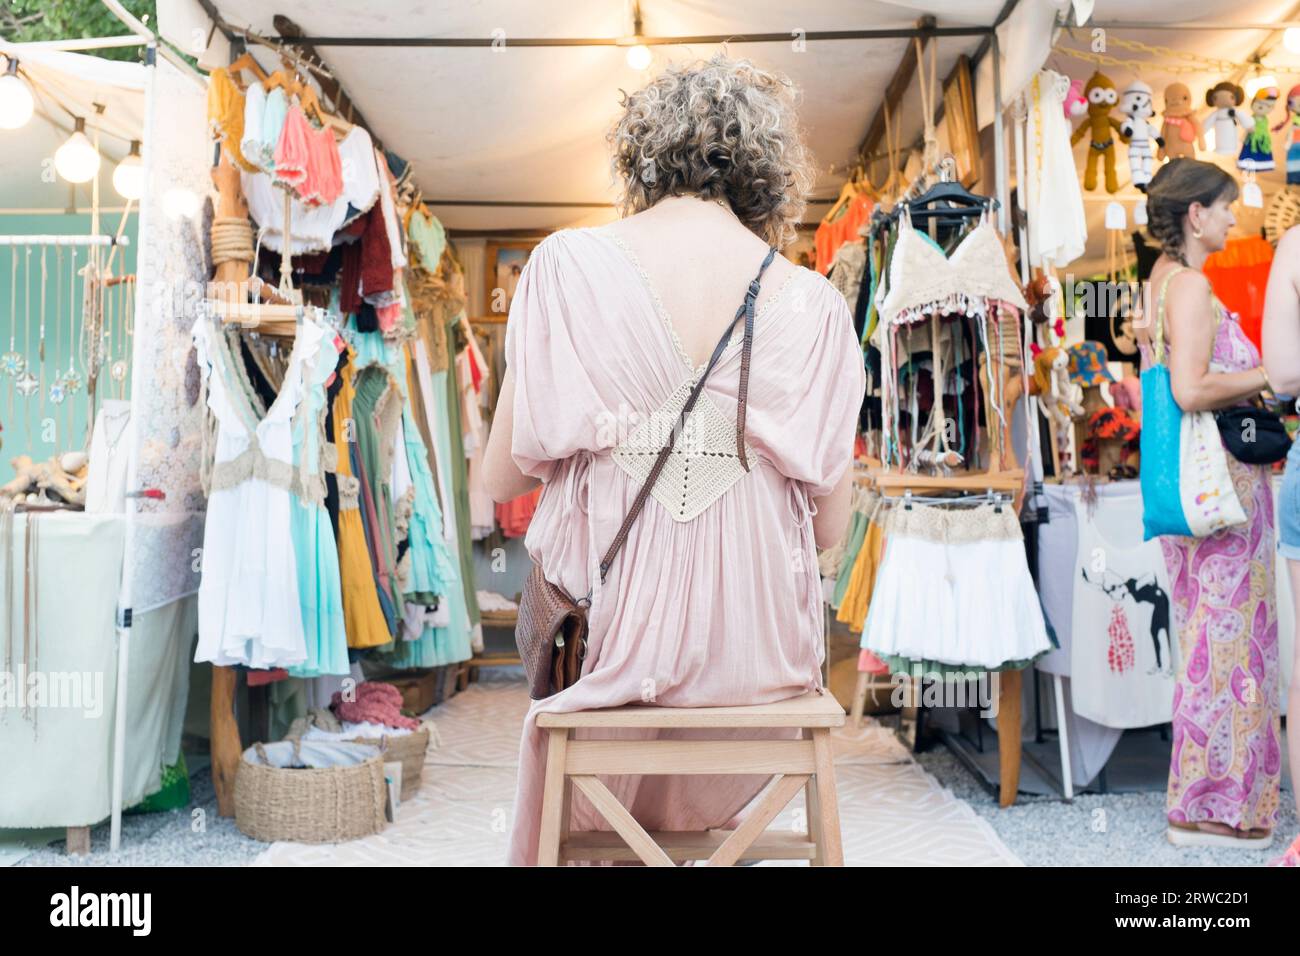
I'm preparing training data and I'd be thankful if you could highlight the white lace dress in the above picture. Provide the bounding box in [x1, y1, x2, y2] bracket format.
[193, 317, 328, 668]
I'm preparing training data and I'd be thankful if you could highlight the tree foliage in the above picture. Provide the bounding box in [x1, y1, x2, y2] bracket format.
[2, 0, 158, 62]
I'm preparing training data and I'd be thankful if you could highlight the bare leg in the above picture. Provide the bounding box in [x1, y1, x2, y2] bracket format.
[1288, 559, 1300, 822]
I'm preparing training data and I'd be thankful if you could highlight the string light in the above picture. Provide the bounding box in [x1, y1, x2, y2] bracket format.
[54, 117, 101, 183]
[112, 139, 144, 200]
[0, 57, 34, 130]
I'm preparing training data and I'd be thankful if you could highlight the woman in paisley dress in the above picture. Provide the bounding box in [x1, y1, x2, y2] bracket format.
[1139, 159, 1282, 850]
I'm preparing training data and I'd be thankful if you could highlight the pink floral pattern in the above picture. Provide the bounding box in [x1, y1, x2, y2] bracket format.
[1160, 305, 1281, 832]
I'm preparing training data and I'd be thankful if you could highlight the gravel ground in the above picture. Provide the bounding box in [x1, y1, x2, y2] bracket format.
[16, 763, 268, 867]
[916, 746, 1299, 867]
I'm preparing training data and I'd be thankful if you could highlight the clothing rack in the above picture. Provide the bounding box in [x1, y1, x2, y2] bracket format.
[851, 462, 1029, 806]
[0, 234, 128, 246]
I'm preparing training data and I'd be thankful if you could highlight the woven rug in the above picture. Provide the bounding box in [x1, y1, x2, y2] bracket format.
[252, 675, 1021, 867]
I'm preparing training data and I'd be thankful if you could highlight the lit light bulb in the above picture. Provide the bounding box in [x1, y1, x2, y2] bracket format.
[0, 58, 34, 130]
[54, 117, 101, 183]
[1285, 27, 1300, 53]
[112, 140, 144, 200]
[626, 43, 652, 71]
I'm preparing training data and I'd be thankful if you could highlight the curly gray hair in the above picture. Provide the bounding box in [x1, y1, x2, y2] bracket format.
[608, 54, 816, 248]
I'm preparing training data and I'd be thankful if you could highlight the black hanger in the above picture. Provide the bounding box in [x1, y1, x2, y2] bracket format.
[900, 180, 998, 226]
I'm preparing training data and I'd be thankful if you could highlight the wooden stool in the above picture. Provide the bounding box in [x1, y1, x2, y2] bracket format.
[536, 691, 845, 866]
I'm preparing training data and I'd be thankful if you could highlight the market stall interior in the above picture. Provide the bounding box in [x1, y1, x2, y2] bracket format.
[1, 0, 1296, 864]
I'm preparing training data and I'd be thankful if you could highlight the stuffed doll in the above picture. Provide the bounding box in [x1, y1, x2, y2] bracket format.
[1203, 80, 1250, 155]
[1159, 82, 1204, 160]
[1072, 71, 1128, 192]
[1239, 86, 1280, 172]
[1031, 347, 1084, 431]
[1275, 84, 1300, 185]
[1119, 81, 1162, 189]
[1064, 78, 1088, 119]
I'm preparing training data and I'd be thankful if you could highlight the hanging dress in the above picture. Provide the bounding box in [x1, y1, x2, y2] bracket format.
[286, 329, 350, 677]
[333, 350, 393, 649]
[193, 317, 327, 669]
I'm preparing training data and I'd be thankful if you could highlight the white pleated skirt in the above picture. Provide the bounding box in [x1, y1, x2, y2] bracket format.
[862, 503, 1051, 669]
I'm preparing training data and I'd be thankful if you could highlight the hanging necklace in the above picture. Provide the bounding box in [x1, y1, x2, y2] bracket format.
[49, 247, 65, 406]
[37, 245, 47, 420]
[2, 247, 22, 422]
[111, 276, 129, 396]
[15, 247, 38, 399]
[63, 247, 82, 396]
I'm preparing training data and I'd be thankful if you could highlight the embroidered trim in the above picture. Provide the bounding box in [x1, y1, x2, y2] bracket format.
[210, 444, 296, 493]
[338, 473, 361, 510]
[888, 291, 993, 327]
[879, 502, 1023, 544]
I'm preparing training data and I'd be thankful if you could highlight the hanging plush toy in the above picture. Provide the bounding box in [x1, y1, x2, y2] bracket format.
[1119, 81, 1162, 189]
[1203, 80, 1250, 155]
[1064, 78, 1088, 119]
[1275, 84, 1300, 185]
[1072, 71, 1128, 193]
[1159, 82, 1204, 160]
[1238, 86, 1280, 172]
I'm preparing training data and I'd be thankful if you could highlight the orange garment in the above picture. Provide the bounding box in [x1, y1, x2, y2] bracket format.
[334, 356, 392, 649]
[206, 67, 258, 172]
[301, 123, 343, 206]
[815, 192, 873, 274]
[1205, 236, 1274, 350]
[496, 487, 541, 538]
[273, 103, 313, 191]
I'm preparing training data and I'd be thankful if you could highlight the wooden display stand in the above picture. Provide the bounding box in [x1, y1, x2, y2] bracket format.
[852, 316, 1031, 806]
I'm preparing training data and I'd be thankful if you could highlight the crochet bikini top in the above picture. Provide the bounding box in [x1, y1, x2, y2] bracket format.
[877, 209, 1027, 327]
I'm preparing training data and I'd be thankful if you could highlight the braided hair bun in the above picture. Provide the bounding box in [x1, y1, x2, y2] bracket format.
[1144, 159, 1239, 265]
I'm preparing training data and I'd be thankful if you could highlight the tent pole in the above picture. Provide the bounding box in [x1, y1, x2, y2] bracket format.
[992, 32, 1008, 235]
[99, 0, 206, 87]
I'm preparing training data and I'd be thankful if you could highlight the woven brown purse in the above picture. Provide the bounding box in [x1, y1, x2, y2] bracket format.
[516, 246, 778, 699]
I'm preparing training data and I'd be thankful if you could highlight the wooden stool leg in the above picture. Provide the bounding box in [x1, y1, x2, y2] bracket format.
[997, 668, 1023, 808]
[810, 728, 844, 866]
[850, 671, 870, 729]
[804, 761, 826, 866]
[537, 728, 569, 866]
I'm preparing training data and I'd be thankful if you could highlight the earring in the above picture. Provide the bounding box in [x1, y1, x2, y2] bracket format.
[1191, 225, 1204, 239]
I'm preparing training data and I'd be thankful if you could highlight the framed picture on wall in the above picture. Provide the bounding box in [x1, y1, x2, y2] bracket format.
[942, 54, 981, 190]
[484, 241, 538, 317]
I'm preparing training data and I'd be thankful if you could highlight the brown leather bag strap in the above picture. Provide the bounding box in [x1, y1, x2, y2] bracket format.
[598, 246, 778, 583]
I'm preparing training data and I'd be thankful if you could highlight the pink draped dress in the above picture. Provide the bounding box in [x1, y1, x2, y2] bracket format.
[504, 228, 866, 864]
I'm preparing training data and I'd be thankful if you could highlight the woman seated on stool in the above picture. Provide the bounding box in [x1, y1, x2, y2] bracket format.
[483, 55, 865, 865]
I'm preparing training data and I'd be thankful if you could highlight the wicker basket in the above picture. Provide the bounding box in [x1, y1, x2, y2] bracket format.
[346, 721, 436, 801]
[234, 739, 387, 844]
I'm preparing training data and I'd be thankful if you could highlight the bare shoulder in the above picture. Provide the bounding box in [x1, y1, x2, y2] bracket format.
[1276, 225, 1300, 265]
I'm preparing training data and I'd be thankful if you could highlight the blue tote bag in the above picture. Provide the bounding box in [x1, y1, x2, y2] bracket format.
[1139, 267, 1246, 540]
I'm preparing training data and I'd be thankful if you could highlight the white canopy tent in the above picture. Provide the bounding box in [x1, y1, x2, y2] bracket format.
[71, 0, 1293, 831]
[155, 0, 1300, 271]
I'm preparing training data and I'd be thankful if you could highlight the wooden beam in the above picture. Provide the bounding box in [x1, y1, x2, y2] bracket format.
[856, 15, 935, 181]
[272, 14, 383, 150]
